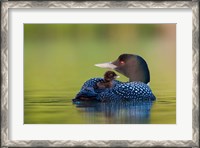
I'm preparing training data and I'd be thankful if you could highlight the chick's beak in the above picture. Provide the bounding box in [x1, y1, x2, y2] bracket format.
[115, 75, 120, 79]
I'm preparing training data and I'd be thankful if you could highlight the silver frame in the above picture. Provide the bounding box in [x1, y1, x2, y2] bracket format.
[1, 1, 199, 147]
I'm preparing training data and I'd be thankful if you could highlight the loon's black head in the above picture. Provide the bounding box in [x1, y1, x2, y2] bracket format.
[95, 54, 150, 84]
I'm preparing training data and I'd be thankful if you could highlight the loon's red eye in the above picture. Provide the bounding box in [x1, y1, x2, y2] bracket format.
[120, 61, 125, 64]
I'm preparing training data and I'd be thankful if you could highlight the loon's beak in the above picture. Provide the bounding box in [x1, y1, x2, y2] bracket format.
[95, 62, 117, 69]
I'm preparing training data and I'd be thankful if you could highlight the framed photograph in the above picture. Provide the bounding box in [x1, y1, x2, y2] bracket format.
[1, 1, 199, 147]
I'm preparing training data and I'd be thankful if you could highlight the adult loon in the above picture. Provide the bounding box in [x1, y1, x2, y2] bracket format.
[73, 54, 156, 102]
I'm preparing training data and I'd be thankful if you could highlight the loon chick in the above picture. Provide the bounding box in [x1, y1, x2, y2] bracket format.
[73, 54, 156, 102]
[76, 71, 118, 101]
[97, 71, 119, 89]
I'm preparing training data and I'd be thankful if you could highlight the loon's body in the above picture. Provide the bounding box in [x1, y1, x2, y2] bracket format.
[73, 54, 156, 102]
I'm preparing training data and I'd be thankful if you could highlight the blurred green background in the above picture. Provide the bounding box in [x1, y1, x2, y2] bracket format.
[24, 24, 176, 124]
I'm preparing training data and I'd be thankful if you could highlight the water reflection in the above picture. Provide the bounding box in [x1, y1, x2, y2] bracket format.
[73, 101, 154, 124]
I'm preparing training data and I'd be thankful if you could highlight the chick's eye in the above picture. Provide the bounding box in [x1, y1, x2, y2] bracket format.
[120, 61, 125, 64]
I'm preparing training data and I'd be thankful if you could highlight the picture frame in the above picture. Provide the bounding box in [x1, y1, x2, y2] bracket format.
[1, 1, 199, 147]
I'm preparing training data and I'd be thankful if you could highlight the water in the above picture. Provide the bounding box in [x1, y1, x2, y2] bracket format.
[24, 24, 176, 124]
[24, 83, 176, 124]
